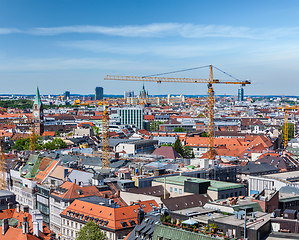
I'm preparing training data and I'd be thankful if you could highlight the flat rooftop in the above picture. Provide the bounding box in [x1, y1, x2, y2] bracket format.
[264, 170, 299, 182]
[154, 176, 244, 191]
[204, 197, 263, 213]
[212, 211, 271, 230]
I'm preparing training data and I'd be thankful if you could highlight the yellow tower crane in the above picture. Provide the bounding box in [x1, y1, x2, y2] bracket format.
[99, 100, 110, 169]
[105, 65, 250, 160]
[278, 105, 299, 148]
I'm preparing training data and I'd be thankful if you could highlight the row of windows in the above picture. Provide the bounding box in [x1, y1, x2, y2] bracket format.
[170, 187, 182, 194]
[220, 191, 243, 199]
[62, 219, 82, 230]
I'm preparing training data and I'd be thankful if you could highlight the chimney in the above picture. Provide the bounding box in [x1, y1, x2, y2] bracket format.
[22, 216, 29, 234]
[7, 202, 13, 209]
[2, 218, 8, 235]
[36, 215, 43, 233]
[33, 222, 39, 237]
[16, 204, 20, 213]
[137, 208, 144, 224]
[23, 205, 29, 213]
[64, 168, 68, 180]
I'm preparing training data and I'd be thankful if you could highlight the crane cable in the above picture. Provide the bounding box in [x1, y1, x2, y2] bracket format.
[142, 65, 240, 81]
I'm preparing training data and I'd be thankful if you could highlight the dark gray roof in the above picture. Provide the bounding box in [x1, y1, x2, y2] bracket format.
[239, 162, 280, 175]
[126, 185, 168, 197]
[162, 194, 212, 211]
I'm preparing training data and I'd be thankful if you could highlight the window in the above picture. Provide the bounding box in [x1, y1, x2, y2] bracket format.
[239, 191, 242, 196]
[67, 220, 69, 226]
[63, 219, 65, 225]
[221, 194, 224, 199]
[235, 192, 238, 197]
[226, 194, 229, 198]
[170, 187, 173, 192]
[174, 188, 177, 193]
[158, 237, 163, 240]
[179, 189, 182, 194]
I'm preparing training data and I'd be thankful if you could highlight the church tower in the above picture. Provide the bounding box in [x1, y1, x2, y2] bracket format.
[32, 86, 44, 135]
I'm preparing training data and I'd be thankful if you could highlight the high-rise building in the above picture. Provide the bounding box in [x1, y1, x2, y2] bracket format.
[32, 86, 44, 135]
[95, 87, 103, 100]
[124, 90, 134, 99]
[238, 87, 244, 101]
[118, 107, 144, 129]
[64, 91, 70, 100]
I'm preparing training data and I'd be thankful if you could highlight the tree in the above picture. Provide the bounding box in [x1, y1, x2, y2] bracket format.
[76, 221, 106, 240]
[12, 137, 43, 151]
[42, 138, 67, 150]
[202, 132, 208, 137]
[173, 127, 186, 132]
[150, 121, 164, 131]
[172, 138, 184, 157]
[92, 126, 100, 136]
[183, 145, 194, 158]
[55, 130, 60, 137]
[282, 123, 295, 141]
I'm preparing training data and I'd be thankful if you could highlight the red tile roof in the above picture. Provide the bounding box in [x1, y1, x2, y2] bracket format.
[61, 199, 158, 230]
[51, 182, 101, 200]
[152, 146, 181, 159]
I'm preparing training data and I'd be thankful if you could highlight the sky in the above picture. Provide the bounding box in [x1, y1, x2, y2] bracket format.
[1, 0, 299, 96]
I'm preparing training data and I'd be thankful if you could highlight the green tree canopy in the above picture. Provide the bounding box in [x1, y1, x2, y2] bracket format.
[42, 138, 67, 150]
[150, 121, 164, 131]
[282, 123, 295, 141]
[11, 137, 67, 151]
[172, 138, 195, 158]
[76, 221, 106, 240]
[173, 127, 186, 132]
[202, 132, 208, 137]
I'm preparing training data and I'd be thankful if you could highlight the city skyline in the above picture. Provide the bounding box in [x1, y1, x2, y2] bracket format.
[1, 1, 299, 95]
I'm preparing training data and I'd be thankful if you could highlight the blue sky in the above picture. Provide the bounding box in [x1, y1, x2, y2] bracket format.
[1, 0, 299, 96]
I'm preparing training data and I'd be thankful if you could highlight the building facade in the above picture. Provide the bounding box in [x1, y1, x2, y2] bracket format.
[118, 107, 144, 129]
[95, 87, 103, 100]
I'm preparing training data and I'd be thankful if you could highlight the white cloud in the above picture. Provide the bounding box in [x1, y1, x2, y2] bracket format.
[58, 40, 241, 58]
[27, 23, 299, 39]
[0, 28, 21, 34]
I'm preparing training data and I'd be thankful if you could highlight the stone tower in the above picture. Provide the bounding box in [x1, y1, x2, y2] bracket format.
[32, 86, 44, 135]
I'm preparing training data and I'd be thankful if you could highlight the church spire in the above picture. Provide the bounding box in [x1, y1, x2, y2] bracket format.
[33, 86, 42, 108]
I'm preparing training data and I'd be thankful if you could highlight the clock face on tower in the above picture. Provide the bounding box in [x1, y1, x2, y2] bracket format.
[33, 111, 39, 117]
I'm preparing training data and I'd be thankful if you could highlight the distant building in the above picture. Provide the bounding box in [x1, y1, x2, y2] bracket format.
[238, 87, 244, 101]
[124, 90, 134, 99]
[64, 91, 70, 100]
[118, 107, 144, 129]
[140, 83, 148, 99]
[95, 87, 103, 100]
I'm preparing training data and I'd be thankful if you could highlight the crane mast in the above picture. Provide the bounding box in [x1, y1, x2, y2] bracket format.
[101, 101, 110, 169]
[105, 65, 250, 160]
[278, 105, 299, 148]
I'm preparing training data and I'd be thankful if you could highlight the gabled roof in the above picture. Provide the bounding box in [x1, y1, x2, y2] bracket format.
[51, 182, 101, 200]
[152, 146, 181, 159]
[162, 194, 212, 211]
[60, 199, 158, 230]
